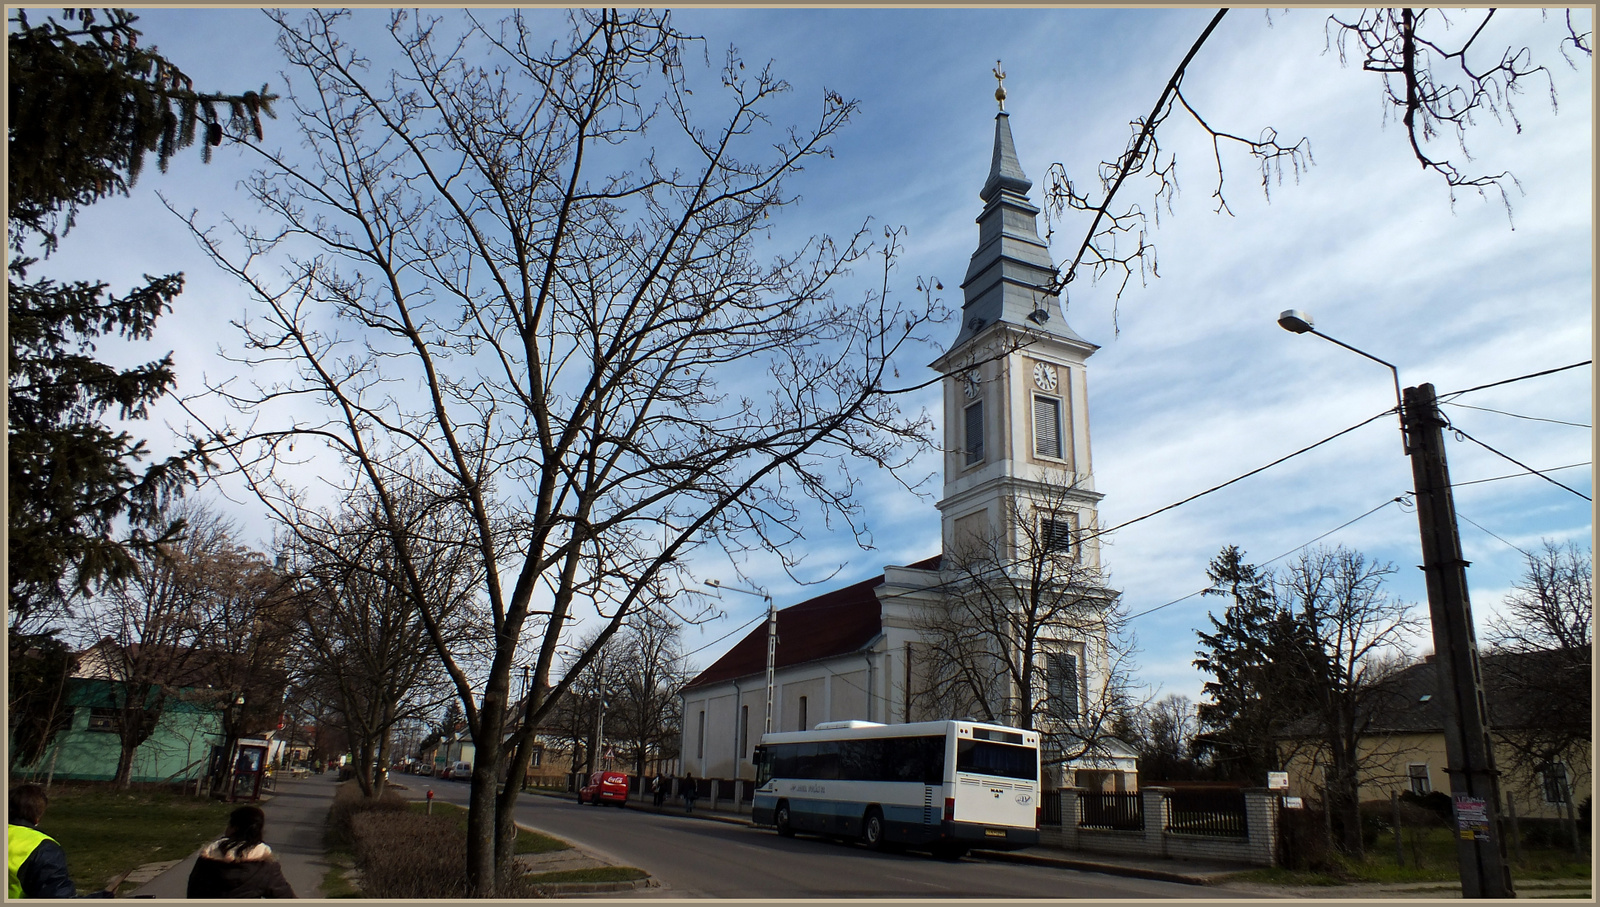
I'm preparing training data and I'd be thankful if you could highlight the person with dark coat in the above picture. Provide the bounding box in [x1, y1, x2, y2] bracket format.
[186, 806, 296, 898]
[651, 775, 665, 807]
[680, 772, 698, 813]
[7, 784, 126, 898]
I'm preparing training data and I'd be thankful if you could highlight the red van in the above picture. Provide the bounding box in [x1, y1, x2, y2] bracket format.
[577, 771, 630, 807]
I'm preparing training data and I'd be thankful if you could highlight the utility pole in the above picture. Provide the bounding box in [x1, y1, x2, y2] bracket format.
[708, 580, 776, 733]
[1403, 383, 1514, 899]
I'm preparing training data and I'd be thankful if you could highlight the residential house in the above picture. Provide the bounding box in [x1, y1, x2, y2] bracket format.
[1278, 651, 1591, 821]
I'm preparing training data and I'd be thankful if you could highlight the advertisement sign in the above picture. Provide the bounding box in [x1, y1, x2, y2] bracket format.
[1283, 796, 1304, 809]
[1454, 795, 1491, 841]
[1267, 771, 1289, 790]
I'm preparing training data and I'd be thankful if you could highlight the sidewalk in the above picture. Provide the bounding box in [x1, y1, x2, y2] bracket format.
[128, 772, 341, 898]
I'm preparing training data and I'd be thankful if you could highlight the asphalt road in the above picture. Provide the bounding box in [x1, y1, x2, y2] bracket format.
[408, 779, 1261, 899]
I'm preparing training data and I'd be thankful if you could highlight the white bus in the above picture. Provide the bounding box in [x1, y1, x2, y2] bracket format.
[751, 719, 1040, 858]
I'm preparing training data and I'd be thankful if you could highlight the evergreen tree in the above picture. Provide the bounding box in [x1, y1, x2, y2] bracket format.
[6, 9, 276, 627]
[1191, 545, 1318, 782]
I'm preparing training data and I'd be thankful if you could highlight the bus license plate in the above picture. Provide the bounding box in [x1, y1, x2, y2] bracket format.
[985, 829, 1005, 837]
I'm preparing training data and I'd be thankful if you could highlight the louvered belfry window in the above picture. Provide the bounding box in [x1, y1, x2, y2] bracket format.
[1047, 652, 1079, 720]
[1033, 394, 1062, 459]
[964, 400, 985, 466]
[1041, 516, 1073, 553]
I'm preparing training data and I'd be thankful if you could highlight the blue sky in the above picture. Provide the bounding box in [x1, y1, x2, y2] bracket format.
[32, 8, 1593, 707]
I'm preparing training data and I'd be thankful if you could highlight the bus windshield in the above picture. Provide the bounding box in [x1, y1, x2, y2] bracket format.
[955, 738, 1037, 781]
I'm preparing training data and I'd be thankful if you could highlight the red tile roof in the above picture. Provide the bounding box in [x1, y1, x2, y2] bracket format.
[683, 555, 941, 691]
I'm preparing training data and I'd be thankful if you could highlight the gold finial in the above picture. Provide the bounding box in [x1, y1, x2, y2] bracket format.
[993, 60, 1007, 111]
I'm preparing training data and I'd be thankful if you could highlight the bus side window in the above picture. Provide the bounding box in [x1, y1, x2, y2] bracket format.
[815, 741, 841, 780]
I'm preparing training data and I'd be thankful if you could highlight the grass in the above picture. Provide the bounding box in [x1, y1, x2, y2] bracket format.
[30, 783, 235, 896]
[405, 800, 571, 854]
[1224, 826, 1591, 887]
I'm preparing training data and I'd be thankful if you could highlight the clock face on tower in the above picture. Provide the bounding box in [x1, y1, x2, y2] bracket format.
[1033, 361, 1059, 392]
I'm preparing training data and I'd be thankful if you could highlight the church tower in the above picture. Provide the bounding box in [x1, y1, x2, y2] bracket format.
[930, 83, 1104, 570]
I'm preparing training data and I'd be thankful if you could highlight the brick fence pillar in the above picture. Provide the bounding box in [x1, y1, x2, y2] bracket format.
[1060, 786, 1081, 849]
[1243, 788, 1279, 866]
[1143, 787, 1172, 858]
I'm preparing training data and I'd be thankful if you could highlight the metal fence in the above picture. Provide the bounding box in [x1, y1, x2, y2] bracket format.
[1042, 790, 1063, 826]
[1164, 788, 1247, 837]
[1078, 791, 1143, 831]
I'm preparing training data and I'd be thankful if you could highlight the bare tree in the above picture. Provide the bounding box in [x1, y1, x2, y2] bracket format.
[607, 607, 689, 781]
[1275, 545, 1419, 858]
[283, 482, 480, 798]
[80, 502, 285, 788]
[1041, 9, 1588, 325]
[1486, 540, 1592, 816]
[911, 480, 1134, 769]
[1136, 694, 1199, 782]
[176, 9, 939, 890]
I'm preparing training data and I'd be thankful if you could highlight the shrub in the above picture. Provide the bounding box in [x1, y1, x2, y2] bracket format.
[1581, 796, 1592, 826]
[351, 810, 469, 898]
[326, 781, 409, 852]
[1398, 790, 1452, 822]
[1276, 806, 1340, 873]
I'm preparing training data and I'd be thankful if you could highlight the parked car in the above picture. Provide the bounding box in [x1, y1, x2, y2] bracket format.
[442, 760, 472, 780]
[412, 761, 433, 776]
[577, 771, 629, 807]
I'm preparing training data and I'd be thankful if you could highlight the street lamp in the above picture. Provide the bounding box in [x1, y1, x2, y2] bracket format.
[1279, 310, 1514, 899]
[1278, 310, 1405, 451]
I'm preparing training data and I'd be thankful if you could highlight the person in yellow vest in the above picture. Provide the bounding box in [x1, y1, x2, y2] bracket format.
[8, 784, 126, 898]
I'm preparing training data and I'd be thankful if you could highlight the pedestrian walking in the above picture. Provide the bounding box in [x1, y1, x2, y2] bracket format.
[8, 783, 126, 898]
[186, 805, 296, 898]
[681, 772, 698, 813]
[651, 775, 665, 807]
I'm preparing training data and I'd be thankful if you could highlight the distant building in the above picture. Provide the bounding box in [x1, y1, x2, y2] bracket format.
[1276, 650, 1591, 820]
[681, 88, 1136, 791]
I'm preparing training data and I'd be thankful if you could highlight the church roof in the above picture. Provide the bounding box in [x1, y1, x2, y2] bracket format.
[682, 554, 941, 691]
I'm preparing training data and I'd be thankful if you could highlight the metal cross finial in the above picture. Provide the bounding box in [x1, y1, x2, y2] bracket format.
[993, 61, 1007, 111]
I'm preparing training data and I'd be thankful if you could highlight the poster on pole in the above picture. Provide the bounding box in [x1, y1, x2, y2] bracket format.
[1267, 772, 1289, 791]
[1454, 794, 1490, 841]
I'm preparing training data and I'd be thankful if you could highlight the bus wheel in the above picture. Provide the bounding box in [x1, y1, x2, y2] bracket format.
[862, 807, 888, 851]
[775, 802, 795, 837]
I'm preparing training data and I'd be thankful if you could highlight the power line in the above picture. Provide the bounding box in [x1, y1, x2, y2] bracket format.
[1449, 425, 1592, 501]
[1124, 495, 1405, 622]
[1442, 401, 1591, 429]
[1440, 360, 1592, 400]
[682, 612, 764, 660]
[1088, 409, 1395, 541]
[1451, 461, 1591, 489]
[1453, 510, 1533, 559]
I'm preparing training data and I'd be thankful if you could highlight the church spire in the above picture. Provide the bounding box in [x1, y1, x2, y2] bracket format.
[954, 74, 1092, 351]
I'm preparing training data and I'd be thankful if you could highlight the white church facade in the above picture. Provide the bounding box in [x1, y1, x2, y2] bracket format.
[680, 90, 1138, 793]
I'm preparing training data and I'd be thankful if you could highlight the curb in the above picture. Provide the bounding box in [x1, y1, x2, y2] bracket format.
[971, 848, 1226, 886]
[531, 877, 660, 895]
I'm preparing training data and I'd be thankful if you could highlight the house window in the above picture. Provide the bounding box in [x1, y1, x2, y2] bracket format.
[529, 747, 543, 768]
[1541, 763, 1570, 805]
[1040, 515, 1073, 554]
[1033, 394, 1063, 459]
[1407, 763, 1431, 795]
[696, 710, 705, 759]
[798, 696, 808, 732]
[739, 705, 750, 760]
[86, 707, 120, 733]
[964, 400, 985, 466]
[1046, 652, 1079, 721]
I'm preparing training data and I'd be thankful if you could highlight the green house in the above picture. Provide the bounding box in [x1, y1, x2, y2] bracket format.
[11, 677, 225, 784]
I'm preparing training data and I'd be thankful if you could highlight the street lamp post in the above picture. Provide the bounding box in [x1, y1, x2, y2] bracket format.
[1279, 310, 1514, 899]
